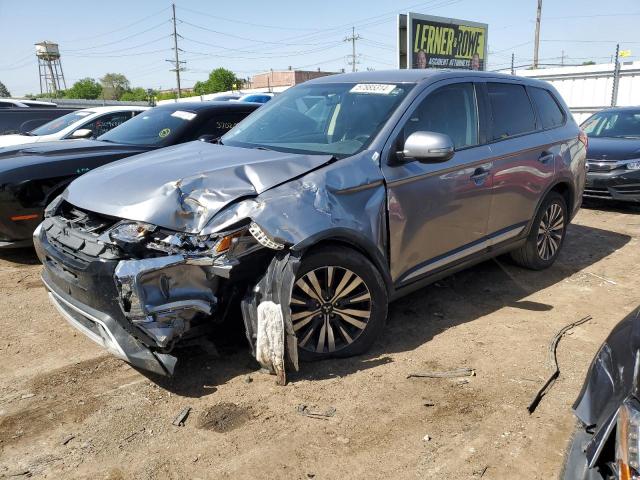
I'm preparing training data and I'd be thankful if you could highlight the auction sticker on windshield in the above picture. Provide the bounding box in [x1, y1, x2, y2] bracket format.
[159, 128, 171, 138]
[350, 84, 397, 94]
[171, 111, 197, 121]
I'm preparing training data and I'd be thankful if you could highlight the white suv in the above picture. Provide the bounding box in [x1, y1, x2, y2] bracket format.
[0, 106, 147, 147]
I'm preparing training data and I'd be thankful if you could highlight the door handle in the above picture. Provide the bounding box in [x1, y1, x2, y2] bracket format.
[539, 152, 555, 164]
[470, 167, 490, 185]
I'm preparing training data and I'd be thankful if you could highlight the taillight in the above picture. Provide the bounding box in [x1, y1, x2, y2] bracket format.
[579, 130, 588, 149]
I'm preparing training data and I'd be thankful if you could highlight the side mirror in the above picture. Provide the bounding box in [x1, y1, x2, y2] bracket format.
[198, 134, 218, 143]
[399, 131, 455, 163]
[70, 128, 93, 139]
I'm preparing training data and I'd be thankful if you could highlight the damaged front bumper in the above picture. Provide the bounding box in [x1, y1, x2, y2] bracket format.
[35, 213, 301, 382]
[34, 220, 227, 376]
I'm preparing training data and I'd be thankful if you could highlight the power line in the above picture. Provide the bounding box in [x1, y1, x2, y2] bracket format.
[178, 5, 321, 32]
[64, 20, 170, 52]
[61, 6, 171, 44]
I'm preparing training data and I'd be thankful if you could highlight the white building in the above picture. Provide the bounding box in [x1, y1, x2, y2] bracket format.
[512, 61, 640, 123]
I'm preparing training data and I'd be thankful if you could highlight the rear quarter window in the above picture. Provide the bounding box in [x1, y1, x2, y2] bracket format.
[529, 87, 565, 129]
[487, 83, 536, 140]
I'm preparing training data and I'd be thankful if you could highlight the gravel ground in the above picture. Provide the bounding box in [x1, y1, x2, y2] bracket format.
[0, 202, 639, 479]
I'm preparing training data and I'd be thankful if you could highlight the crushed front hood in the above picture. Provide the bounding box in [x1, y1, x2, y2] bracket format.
[64, 142, 333, 233]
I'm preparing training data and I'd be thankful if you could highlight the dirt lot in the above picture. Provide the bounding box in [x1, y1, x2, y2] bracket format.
[1, 202, 639, 479]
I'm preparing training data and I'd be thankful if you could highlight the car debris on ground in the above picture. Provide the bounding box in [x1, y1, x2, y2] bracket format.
[528, 315, 593, 413]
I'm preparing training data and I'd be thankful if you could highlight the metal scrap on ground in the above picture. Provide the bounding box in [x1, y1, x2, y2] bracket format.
[172, 406, 192, 426]
[527, 315, 593, 414]
[407, 367, 475, 379]
[296, 404, 337, 419]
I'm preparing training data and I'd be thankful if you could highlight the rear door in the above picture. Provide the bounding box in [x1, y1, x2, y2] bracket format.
[382, 80, 494, 285]
[482, 81, 557, 237]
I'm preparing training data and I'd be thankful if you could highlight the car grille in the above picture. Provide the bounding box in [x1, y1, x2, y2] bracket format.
[43, 202, 121, 262]
[587, 160, 619, 172]
[613, 184, 640, 196]
[583, 186, 612, 198]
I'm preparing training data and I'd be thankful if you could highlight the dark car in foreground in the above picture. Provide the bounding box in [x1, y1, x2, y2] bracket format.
[562, 307, 640, 480]
[582, 107, 640, 203]
[35, 70, 586, 381]
[0, 101, 258, 247]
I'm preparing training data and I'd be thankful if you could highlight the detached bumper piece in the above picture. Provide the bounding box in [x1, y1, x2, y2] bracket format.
[241, 251, 301, 385]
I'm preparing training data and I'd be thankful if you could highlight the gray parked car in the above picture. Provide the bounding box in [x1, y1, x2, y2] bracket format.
[34, 70, 587, 381]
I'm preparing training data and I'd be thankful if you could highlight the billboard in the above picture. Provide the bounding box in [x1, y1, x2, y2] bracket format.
[398, 13, 488, 71]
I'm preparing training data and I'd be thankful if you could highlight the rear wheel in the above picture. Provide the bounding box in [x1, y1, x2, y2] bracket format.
[290, 246, 388, 362]
[510, 191, 568, 270]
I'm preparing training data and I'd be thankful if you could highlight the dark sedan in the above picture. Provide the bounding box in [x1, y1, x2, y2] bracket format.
[582, 107, 640, 203]
[562, 307, 640, 480]
[0, 101, 259, 248]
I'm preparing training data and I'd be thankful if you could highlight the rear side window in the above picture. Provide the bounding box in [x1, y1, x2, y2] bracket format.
[529, 87, 565, 129]
[487, 83, 536, 140]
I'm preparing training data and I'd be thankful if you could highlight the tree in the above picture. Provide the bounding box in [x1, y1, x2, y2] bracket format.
[64, 78, 102, 99]
[582, 61, 596, 66]
[0, 81, 10, 97]
[193, 68, 240, 95]
[100, 73, 130, 100]
[120, 87, 153, 102]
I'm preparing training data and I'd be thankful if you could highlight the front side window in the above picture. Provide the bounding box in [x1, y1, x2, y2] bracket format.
[79, 111, 135, 137]
[403, 82, 479, 149]
[30, 110, 95, 136]
[530, 87, 565, 129]
[487, 83, 536, 140]
[581, 110, 640, 139]
[222, 82, 414, 158]
[97, 108, 198, 146]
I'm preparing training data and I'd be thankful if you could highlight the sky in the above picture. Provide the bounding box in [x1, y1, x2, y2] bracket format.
[0, 0, 639, 96]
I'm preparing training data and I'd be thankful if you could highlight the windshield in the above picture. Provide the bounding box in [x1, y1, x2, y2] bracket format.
[222, 82, 414, 157]
[582, 110, 640, 138]
[30, 110, 95, 136]
[98, 107, 197, 146]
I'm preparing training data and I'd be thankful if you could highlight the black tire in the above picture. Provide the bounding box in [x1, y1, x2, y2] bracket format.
[510, 191, 568, 270]
[290, 246, 388, 362]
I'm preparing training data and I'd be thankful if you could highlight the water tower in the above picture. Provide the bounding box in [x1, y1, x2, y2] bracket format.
[35, 41, 67, 96]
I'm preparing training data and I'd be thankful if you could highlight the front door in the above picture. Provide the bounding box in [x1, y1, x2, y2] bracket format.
[381, 81, 494, 286]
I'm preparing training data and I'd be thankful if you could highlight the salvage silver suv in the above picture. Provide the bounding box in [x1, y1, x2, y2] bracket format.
[35, 70, 587, 382]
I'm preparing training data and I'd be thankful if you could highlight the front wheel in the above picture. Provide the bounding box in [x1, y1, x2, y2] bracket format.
[289, 246, 388, 362]
[510, 191, 568, 270]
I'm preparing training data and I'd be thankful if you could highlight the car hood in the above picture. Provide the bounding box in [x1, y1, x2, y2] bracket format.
[0, 134, 38, 148]
[573, 306, 640, 428]
[586, 137, 640, 161]
[64, 141, 333, 233]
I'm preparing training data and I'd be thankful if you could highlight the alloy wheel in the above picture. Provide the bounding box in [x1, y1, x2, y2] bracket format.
[537, 202, 564, 261]
[290, 266, 372, 354]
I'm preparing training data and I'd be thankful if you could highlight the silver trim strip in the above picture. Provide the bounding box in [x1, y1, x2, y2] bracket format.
[402, 225, 525, 282]
[46, 289, 127, 360]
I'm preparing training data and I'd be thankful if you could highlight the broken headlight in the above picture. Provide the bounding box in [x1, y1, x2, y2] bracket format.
[109, 221, 157, 244]
[616, 398, 640, 479]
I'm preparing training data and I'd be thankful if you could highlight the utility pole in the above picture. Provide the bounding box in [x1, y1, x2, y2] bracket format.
[344, 27, 361, 72]
[166, 3, 185, 99]
[561, 50, 565, 66]
[511, 53, 515, 75]
[533, 0, 542, 69]
[611, 43, 621, 107]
